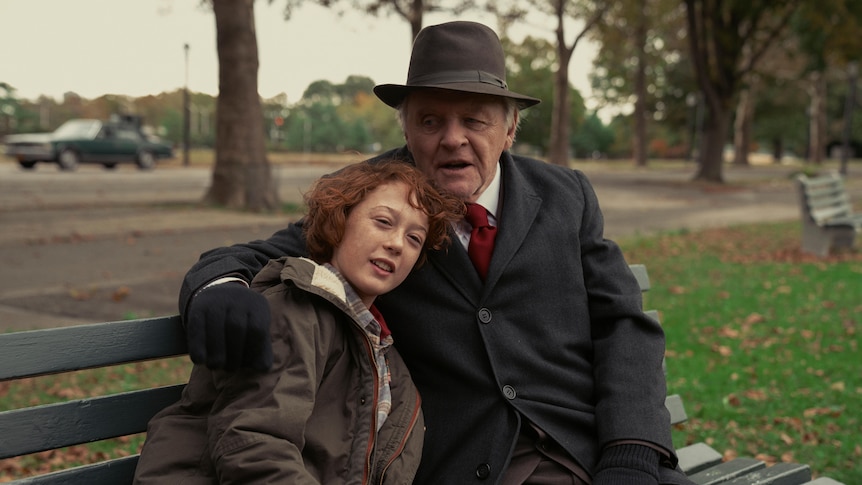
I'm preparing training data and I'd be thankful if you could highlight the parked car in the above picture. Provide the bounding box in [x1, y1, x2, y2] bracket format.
[3, 115, 174, 171]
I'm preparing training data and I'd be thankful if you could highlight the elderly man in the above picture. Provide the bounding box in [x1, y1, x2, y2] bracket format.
[179, 21, 694, 485]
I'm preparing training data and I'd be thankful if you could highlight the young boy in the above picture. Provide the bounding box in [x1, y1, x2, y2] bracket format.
[133, 161, 463, 484]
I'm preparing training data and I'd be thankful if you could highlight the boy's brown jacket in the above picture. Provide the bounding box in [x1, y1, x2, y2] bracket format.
[134, 257, 424, 485]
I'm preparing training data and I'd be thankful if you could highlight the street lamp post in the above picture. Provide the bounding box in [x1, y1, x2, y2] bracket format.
[183, 43, 190, 167]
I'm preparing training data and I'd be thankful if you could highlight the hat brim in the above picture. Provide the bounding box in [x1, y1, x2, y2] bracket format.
[374, 83, 540, 110]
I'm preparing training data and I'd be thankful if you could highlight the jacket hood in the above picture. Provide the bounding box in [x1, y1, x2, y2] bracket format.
[253, 256, 359, 319]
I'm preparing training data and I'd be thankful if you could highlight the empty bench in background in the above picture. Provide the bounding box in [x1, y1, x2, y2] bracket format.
[0, 266, 846, 484]
[795, 172, 862, 257]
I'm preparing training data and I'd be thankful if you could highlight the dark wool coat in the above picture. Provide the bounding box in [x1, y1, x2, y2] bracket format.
[179, 148, 693, 485]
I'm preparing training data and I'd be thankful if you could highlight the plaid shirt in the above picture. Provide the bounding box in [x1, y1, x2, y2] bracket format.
[321, 263, 394, 431]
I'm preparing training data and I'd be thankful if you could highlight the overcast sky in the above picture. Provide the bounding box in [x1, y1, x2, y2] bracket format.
[0, 0, 597, 107]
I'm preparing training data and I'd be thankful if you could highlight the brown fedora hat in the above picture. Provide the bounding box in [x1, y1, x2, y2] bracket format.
[373, 21, 541, 110]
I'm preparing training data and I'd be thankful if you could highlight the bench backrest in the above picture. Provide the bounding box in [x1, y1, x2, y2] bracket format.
[0, 265, 678, 484]
[629, 264, 688, 426]
[0, 316, 188, 484]
[796, 172, 854, 226]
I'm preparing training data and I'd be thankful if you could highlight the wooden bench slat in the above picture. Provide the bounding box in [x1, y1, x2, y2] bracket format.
[686, 456, 764, 484]
[0, 385, 184, 459]
[665, 394, 687, 425]
[803, 183, 844, 196]
[4, 455, 140, 485]
[629, 263, 651, 292]
[0, 316, 186, 381]
[810, 205, 853, 223]
[820, 214, 862, 229]
[724, 462, 811, 485]
[802, 478, 848, 485]
[806, 192, 848, 207]
[800, 172, 842, 188]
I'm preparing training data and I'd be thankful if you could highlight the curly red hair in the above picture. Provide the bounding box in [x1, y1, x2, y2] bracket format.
[303, 160, 465, 266]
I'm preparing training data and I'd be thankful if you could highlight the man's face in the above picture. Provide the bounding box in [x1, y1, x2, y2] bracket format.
[403, 89, 516, 203]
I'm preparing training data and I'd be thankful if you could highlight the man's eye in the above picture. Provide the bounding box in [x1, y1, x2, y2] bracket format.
[375, 218, 392, 226]
[408, 234, 424, 246]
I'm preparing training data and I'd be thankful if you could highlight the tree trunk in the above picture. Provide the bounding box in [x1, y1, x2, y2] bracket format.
[632, 1, 648, 167]
[694, 99, 730, 183]
[840, 62, 857, 176]
[206, 0, 279, 212]
[549, 59, 572, 166]
[807, 71, 827, 164]
[548, 3, 574, 167]
[406, 0, 423, 39]
[732, 87, 751, 166]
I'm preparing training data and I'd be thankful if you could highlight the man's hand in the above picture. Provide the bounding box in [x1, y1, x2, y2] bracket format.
[186, 284, 273, 371]
[593, 444, 660, 485]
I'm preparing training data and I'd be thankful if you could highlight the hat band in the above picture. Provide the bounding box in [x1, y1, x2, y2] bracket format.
[409, 70, 508, 89]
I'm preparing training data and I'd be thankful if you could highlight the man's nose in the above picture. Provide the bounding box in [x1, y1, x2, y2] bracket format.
[440, 121, 468, 148]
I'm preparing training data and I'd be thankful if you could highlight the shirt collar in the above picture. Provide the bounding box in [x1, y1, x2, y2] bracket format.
[473, 161, 502, 220]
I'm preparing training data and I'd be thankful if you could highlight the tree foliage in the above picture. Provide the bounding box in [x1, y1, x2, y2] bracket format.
[684, 0, 799, 182]
[590, 0, 689, 164]
[279, 0, 478, 39]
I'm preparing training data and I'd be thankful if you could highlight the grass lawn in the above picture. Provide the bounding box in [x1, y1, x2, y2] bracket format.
[620, 221, 861, 483]
[1, 221, 860, 482]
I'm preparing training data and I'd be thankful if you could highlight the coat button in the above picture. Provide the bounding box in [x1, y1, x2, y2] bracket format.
[502, 385, 517, 400]
[477, 308, 492, 324]
[475, 463, 491, 479]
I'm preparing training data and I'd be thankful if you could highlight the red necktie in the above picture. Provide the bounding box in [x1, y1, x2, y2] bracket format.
[465, 203, 497, 280]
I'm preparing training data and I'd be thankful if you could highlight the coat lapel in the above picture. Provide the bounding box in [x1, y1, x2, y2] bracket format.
[427, 154, 543, 302]
[485, 154, 542, 288]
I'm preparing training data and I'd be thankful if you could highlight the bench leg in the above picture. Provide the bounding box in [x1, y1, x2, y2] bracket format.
[800, 225, 833, 257]
[827, 227, 856, 252]
[800, 225, 856, 257]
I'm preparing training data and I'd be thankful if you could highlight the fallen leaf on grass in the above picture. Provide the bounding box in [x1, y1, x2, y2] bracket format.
[743, 389, 767, 401]
[744, 312, 765, 325]
[713, 344, 733, 356]
[754, 453, 778, 465]
[724, 393, 741, 407]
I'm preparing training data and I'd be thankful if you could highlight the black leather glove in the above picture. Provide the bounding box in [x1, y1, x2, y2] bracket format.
[185, 283, 273, 372]
[593, 444, 660, 485]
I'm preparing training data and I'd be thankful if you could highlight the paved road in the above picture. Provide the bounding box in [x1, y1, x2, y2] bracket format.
[1, 158, 856, 331]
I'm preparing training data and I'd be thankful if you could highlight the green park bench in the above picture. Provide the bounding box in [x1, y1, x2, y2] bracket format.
[796, 172, 862, 257]
[0, 266, 846, 484]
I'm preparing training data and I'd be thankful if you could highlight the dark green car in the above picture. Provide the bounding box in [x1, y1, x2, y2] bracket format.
[3, 116, 174, 171]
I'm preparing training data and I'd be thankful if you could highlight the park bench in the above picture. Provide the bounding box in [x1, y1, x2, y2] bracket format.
[0, 266, 846, 484]
[795, 172, 862, 257]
